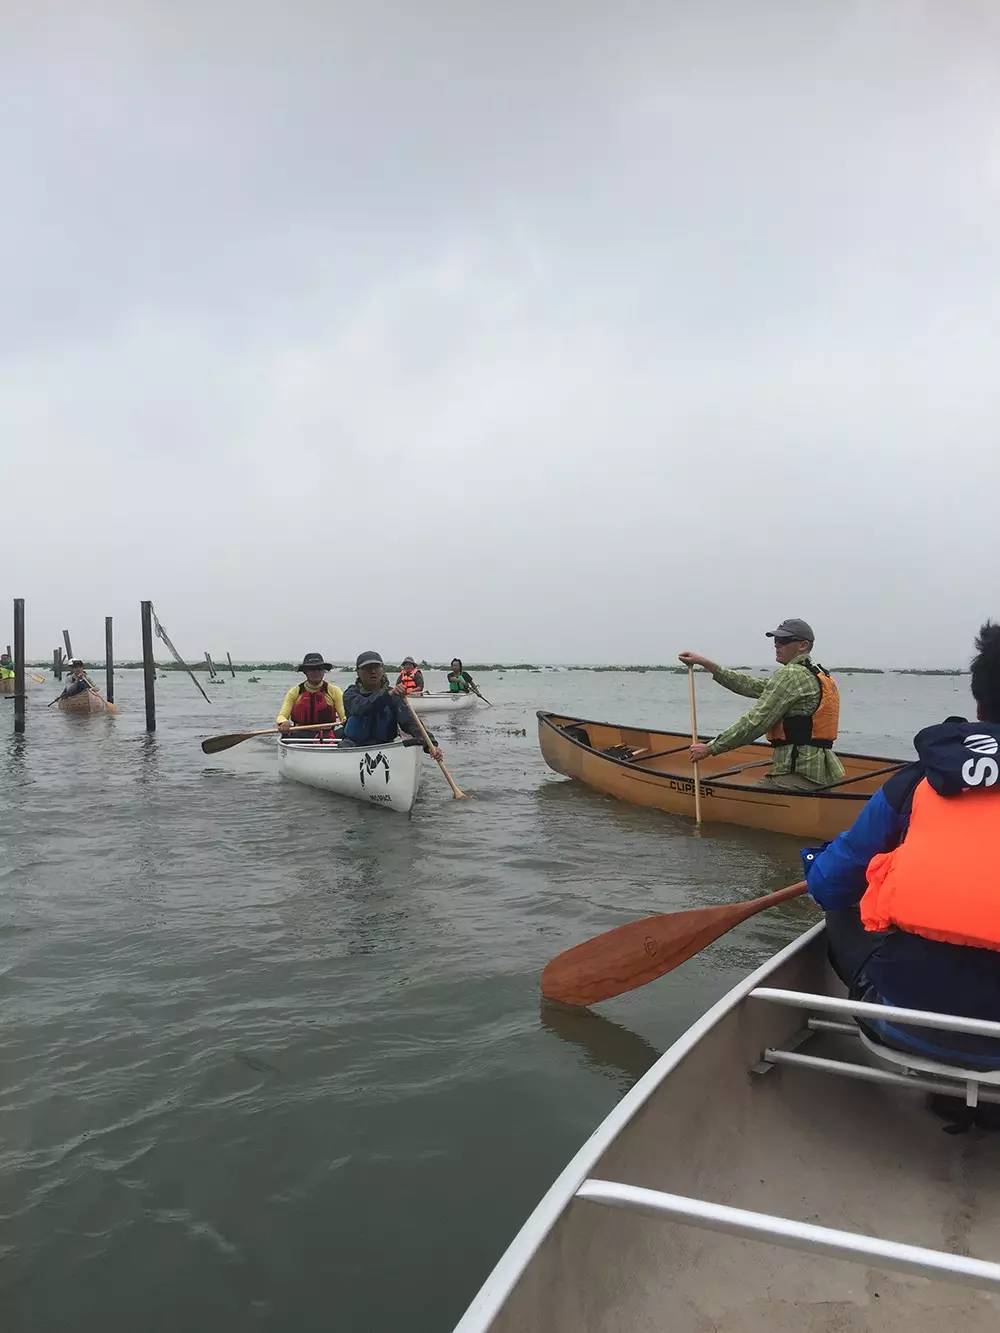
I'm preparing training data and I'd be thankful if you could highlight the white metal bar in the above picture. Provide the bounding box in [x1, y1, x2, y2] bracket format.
[575, 1180, 1000, 1292]
[807, 1018, 859, 1035]
[763, 1048, 1000, 1104]
[751, 987, 1000, 1040]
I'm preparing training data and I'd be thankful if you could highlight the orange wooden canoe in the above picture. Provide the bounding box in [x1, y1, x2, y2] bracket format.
[57, 689, 108, 715]
[537, 711, 904, 840]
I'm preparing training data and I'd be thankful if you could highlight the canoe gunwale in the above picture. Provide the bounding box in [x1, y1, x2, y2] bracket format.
[537, 711, 903, 801]
[451, 924, 827, 1333]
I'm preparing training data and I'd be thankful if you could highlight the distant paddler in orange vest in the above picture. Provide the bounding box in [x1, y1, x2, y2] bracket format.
[276, 653, 346, 741]
[395, 657, 425, 695]
[679, 617, 845, 792]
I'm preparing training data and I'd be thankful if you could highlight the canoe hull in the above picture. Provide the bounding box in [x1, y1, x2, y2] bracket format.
[0, 678, 13, 695]
[409, 693, 477, 716]
[57, 690, 107, 714]
[538, 712, 901, 840]
[455, 925, 1000, 1331]
[278, 739, 421, 813]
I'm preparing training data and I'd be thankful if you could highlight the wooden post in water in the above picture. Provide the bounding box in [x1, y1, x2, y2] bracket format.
[204, 652, 216, 679]
[13, 599, 26, 734]
[105, 617, 115, 703]
[226, 652, 236, 678]
[62, 630, 73, 660]
[53, 648, 62, 680]
[141, 601, 156, 731]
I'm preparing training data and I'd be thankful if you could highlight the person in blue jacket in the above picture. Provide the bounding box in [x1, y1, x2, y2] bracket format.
[341, 650, 442, 759]
[802, 621, 1000, 1076]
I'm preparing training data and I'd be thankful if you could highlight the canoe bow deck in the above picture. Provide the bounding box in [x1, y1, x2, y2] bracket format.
[278, 738, 422, 813]
[454, 926, 1000, 1332]
[538, 711, 903, 839]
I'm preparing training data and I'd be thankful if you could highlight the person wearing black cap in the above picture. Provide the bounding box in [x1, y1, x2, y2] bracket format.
[276, 653, 346, 740]
[59, 659, 92, 701]
[342, 651, 442, 758]
[678, 618, 845, 791]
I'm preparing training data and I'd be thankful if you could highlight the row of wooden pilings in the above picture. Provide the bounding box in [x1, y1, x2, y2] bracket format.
[7, 599, 200, 735]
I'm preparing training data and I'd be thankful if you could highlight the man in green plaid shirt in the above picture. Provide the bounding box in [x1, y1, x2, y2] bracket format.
[679, 617, 846, 791]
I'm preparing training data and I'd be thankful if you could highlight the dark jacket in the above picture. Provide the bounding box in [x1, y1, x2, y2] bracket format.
[61, 677, 90, 698]
[803, 717, 1000, 1066]
[341, 682, 425, 747]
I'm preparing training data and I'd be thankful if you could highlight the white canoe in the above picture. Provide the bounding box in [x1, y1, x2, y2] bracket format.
[455, 925, 1000, 1331]
[408, 692, 477, 716]
[278, 738, 422, 813]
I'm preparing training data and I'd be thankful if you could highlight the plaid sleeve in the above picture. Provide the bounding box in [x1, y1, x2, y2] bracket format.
[708, 665, 813, 754]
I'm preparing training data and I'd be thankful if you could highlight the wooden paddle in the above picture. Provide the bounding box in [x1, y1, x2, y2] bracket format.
[404, 700, 468, 799]
[83, 673, 119, 715]
[470, 683, 493, 707]
[201, 721, 335, 754]
[688, 664, 702, 824]
[541, 879, 808, 1007]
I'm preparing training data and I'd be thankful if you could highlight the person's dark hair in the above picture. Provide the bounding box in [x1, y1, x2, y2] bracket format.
[450, 658, 462, 671]
[971, 620, 1000, 721]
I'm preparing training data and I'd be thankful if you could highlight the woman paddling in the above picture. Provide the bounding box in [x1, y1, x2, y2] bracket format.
[446, 658, 477, 695]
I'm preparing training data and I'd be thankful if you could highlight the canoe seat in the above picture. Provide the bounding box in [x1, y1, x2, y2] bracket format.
[750, 987, 1000, 1109]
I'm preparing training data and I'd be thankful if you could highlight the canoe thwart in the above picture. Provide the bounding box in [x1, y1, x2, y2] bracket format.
[575, 1180, 1000, 1294]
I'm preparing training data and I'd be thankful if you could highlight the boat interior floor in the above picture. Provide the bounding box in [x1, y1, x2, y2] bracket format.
[495, 973, 1000, 1330]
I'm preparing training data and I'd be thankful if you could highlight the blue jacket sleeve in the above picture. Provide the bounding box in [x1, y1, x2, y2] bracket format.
[801, 790, 904, 910]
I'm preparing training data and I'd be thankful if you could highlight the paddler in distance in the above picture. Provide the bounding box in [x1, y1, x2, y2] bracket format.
[679, 617, 845, 791]
[59, 659, 92, 701]
[342, 651, 442, 759]
[276, 653, 346, 741]
[395, 657, 425, 695]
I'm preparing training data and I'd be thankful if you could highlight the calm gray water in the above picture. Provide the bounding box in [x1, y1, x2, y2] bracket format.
[2, 667, 972, 1331]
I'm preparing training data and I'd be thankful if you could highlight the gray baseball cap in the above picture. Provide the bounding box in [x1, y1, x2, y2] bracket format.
[355, 650, 384, 669]
[765, 618, 814, 643]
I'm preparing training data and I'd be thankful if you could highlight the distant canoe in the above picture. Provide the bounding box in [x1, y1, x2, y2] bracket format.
[409, 692, 477, 716]
[57, 689, 108, 715]
[278, 738, 422, 813]
[537, 711, 903, 840]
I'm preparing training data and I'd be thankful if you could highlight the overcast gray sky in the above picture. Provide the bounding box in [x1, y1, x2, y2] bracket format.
[5, 1, 998, 666]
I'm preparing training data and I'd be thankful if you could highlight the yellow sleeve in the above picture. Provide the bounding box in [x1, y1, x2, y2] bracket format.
[276, 685, 299, 724]
[327, 684, 346, 722]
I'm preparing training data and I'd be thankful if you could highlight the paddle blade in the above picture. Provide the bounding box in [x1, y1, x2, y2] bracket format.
[541, 882, 807, 1007]
[201, 731, 255, 754]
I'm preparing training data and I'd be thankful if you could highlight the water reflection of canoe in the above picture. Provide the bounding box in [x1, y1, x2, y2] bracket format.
[278, 738, 422, 813]
[454, 925, 1000, 1332]
[537, 712, 903, 840]
[57, 690, 107, 714]
[409, 693, 477, 716]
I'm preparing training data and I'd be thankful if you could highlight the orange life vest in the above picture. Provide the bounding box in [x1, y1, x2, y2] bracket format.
[767, 662, 840, 749]
[861, 778, 1000, 951]
[397, 668, 421, 695]
[290, 683, 336, 728]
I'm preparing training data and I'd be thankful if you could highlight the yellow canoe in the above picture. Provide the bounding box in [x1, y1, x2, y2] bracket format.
[537, 711, 903, 840]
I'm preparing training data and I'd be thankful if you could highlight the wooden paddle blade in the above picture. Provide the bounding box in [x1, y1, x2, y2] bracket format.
[201, 732, 254, 754]
[541, 882, 807, 1007]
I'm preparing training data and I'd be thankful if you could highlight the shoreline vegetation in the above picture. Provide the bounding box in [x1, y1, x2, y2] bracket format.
[24, 661, 969, 676]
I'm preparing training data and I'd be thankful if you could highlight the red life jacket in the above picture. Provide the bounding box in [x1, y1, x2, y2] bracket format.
[397, 669, 421, 695]
[290, 683, 336, 730]
[861, 778, 1000, 951]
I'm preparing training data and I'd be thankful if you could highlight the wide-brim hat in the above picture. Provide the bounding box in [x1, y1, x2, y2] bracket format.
[297, 652, 333, 672]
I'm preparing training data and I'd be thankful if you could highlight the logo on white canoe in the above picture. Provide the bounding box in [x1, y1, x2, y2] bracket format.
[962, 734, 999, 788]
[360, 752, 391, 787]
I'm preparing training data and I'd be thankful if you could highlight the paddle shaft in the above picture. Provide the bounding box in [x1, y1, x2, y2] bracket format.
[405, 701, 467, 799]
[471, 684, 493, 707]
[541, 880, 808, 1007]
[688, 665, 702, 824]
[201, 721, 338, 754]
